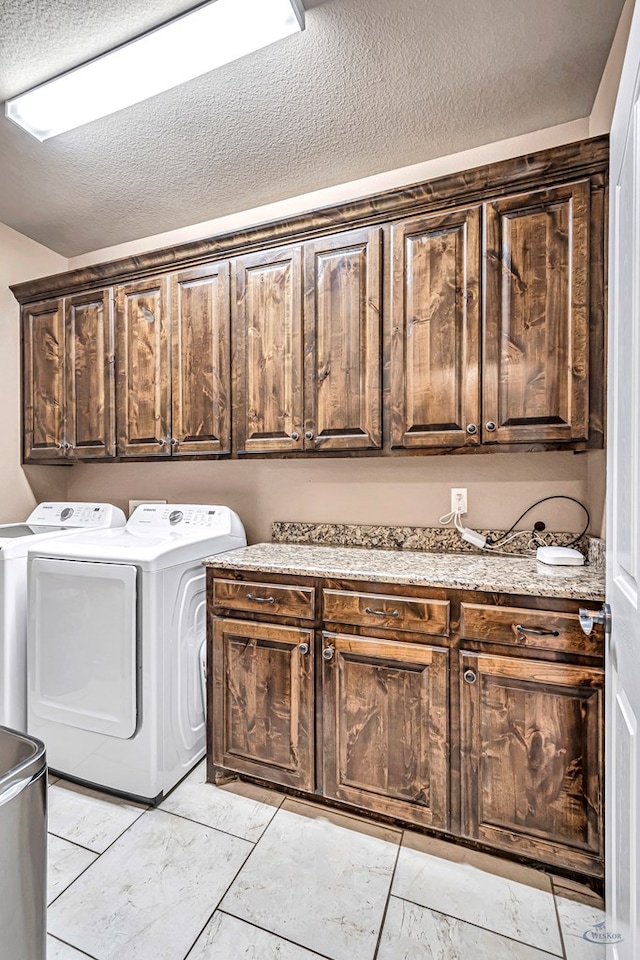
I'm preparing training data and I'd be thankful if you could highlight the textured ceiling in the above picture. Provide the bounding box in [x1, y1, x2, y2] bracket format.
[0, 0, 625, 257]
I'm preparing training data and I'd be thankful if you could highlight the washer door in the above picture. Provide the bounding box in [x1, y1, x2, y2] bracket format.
[29, 558, 137, 738]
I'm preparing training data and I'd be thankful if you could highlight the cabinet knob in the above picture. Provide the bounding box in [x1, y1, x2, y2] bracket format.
[463, 669, 477, 684]
[298, 642, 310, 655]
[322, 645, 335, 661]
[170, 438, 179, 447]
[158, 438, 166, 446]
[304, 431, 314, 441]
[485, 421, 497, 432]
[466, 424, 477, 435]
[291, 431, 300, 441]
[55, 441, 64, 449]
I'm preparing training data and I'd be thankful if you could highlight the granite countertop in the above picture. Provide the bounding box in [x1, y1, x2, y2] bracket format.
[204, 543, 605, 601]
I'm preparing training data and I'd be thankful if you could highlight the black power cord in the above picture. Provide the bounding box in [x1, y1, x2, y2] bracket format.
[485, 495, 590, 548]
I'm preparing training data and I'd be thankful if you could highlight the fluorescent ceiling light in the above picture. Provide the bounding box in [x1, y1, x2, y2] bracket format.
[5, 0, 304, 141]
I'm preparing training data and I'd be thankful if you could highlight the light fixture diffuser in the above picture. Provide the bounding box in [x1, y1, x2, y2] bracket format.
[5, 0, 304, 141]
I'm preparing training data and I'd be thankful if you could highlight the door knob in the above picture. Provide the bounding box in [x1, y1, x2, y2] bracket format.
[579, 603, 611, 636]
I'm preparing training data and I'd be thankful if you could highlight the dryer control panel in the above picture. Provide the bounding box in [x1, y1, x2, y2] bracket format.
[27, 502, 127, 529]
[128, 503, 238, 536]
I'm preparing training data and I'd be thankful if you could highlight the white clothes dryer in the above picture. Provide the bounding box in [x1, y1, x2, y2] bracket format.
[0, 502, 126, 731]
[27, 503, 246, 802]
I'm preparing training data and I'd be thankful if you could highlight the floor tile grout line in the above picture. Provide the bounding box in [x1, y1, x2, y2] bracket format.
[371, 827, 404, 960]
[180, 831, 266, 960]
[218, 907, 338, 960]
[389, 892, 564, 958]
[47, 849, 101, 909]
[551, 890, 570, 960]
[157, 801, 281, 845]
[48, 932, 100, 959]
[48, 831, 103, 857]
[47, 801, 149, 860]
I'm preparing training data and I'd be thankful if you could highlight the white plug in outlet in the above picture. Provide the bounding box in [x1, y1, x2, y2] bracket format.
[451, 487, 468, 515]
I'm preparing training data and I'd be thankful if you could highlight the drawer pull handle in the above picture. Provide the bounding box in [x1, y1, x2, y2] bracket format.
[464, 670, 477, 684]
[246, 594, 275, 604]
[298, 642, 309, 655]
[365, 607, 400, 618]
[323, 645, 335, 661]
[515, 624, 560, 637]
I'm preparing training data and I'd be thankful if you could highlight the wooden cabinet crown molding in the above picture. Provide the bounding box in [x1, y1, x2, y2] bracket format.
[10, 136, 608, 305]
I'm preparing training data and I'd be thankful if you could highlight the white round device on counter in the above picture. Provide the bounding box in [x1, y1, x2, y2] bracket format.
[536, 545, 585, 566]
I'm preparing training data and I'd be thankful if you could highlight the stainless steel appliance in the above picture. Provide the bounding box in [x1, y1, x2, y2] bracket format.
[0, 725, 46, 960]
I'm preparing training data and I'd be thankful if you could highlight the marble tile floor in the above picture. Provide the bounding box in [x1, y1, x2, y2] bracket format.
[46, 763, 606, 960]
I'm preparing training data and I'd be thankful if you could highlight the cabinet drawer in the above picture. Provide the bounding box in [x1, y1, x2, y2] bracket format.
[323, 589, 450, 637]
[460, 603, 603, 656]
[212, 578, 315, 620]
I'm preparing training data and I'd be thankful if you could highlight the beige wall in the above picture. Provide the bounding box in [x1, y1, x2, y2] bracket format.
[65, 452, 598, 545]
[0, 223, 68, 522]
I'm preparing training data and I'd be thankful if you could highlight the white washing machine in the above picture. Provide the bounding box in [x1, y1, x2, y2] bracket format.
[27, 503, 246, 803]
[0, 502, 126, 731]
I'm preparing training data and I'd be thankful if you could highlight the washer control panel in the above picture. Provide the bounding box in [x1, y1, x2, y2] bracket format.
[27, 502, 126, 529]
[128, 503, 232, 535]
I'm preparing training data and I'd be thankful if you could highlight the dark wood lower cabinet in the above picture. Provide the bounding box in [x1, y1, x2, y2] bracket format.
[322, 631, 449, 829]
[212, 618, 315, 791]
[460, 652, 604, 876]
[208, 569, 605, 880]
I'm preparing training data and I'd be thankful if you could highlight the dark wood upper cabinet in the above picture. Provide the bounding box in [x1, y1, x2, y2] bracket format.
[212, 617, 315, 791]
[460, 651, 603, 876]
[22, 299, 66, 461]
[233, 245, 304, 454]
[483, 181, 590, 443]
[115, 277, 170, 458]
[170, 262, 231, 456]
[65, 289, 115, 459]
[303, 228, 382, 451]
[390, 207, 481, 448]
[322, 631, 449, 829]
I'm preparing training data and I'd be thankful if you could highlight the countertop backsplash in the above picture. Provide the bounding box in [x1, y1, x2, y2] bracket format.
[272, 522, 605, 567]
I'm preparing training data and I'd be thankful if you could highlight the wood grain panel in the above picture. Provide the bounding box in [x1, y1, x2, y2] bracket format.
[170, 262, 231, 455]
[484, 182, 590, 443]
[460, 603, 603, 657]
[390, 207, 481, 448]
[22, 299, 66, 460]
[323, 589, 449, 636]
[233, 245, 303, 454]
[303, 228, 382, 450]
[213, 579, 315, 620]
[115, 277, 170, 457]
[323, 632, 449, 828]
[460, 652, 603, 875]
[65, 289, 115, 458]
[213, 618, 314, 790]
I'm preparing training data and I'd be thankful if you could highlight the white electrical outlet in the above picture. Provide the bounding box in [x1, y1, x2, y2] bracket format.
[451, 488, 468, 515]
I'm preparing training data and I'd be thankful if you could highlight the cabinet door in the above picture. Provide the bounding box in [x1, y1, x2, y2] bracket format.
[115, 277, 170, 457]
[66, 289, 116, 459]
[390, 207, 481, 448]
[460, 652, 603, 876]
[22, 299, 66, 461]
[170, 262, 231, 456]
[484, 182, 590, 443]
[322, 632, 449, 829]
[233, 245, 304, 454]
[303, 228, 381, 450]
[213, 618, 314, 790]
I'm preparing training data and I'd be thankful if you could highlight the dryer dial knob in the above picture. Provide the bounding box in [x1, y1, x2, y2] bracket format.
[60, 507, 74, 521]
[169, 510, 184, 525]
